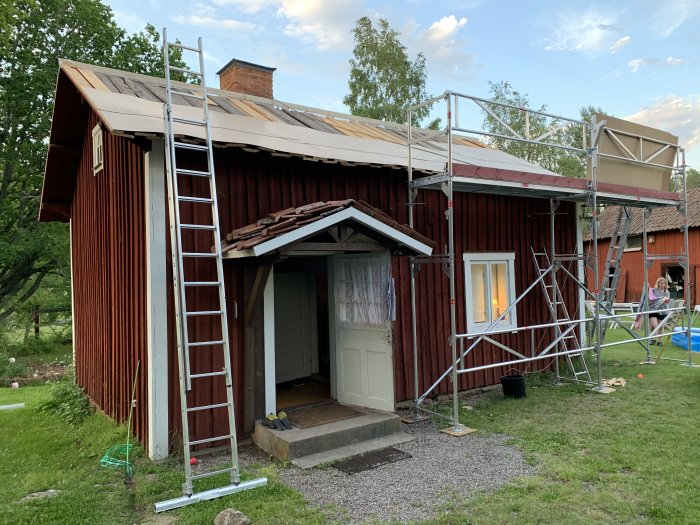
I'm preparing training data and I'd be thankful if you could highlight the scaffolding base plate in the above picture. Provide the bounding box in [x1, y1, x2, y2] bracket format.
[678, 362, 700, 368]
[154, 477, 267, 513]
[440, 425, 476, 437]
[639, 360, 657, 365]
[590, 385, 616, 394]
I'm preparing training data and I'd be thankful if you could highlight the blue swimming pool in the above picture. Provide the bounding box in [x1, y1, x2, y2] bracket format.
[671, 327, 700, 352]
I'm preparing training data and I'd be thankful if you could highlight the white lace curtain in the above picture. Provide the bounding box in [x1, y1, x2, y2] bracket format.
[335, 257, 395, 326]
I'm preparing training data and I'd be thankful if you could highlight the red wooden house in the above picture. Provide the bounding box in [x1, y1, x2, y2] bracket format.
[39, 58, 680, 460]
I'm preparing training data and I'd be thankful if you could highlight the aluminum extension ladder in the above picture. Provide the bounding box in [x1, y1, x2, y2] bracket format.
[155, 29, 266, 513]
[598, 206, 633, 338]
[531, 249, 592, 383]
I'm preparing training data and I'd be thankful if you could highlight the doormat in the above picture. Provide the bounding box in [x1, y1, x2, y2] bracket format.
[333, 447, 411, 474]
[286, 402, 362, 429]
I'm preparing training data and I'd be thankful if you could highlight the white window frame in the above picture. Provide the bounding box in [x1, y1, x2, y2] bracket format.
[92, 123, 103, 175]
[623, 234, 642, 252]
[463, 252, 517, 331]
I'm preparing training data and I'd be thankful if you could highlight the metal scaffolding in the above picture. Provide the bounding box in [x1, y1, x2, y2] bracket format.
[406, 91, 696, 433]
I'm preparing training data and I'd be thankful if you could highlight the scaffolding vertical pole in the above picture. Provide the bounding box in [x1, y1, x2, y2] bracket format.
[641, 208, 652, 363]
[680, 148, 696, 367]
[446, 94, 463, 432]
[550, 198, 560, 383]
[407, 110, 421, 417]
[590, 139, 607, 392]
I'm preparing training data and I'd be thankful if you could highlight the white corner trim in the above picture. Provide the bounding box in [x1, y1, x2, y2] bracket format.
[576, 203, 586, 346]
[145, 139, 169, 460]
[263, 267, 276, 416]
[251, 207, 433, 256]
[69, 220, 76, 379]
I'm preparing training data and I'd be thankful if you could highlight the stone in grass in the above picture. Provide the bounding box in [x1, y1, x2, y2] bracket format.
[21, 489, 62, 502]
[214, 508, 250, 525]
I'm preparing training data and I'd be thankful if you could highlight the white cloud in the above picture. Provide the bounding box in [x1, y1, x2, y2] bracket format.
[544, 10, 623, 56]
[277, 0, 364, 50]
[113, 9, 147, 34]
[649, 0, 700, 38]
[403, 14, 473, 79]
[171, 14, 258, 31]
[211, 0, 278, 14]
[609, 35, 631, 53]
[628, 56, 685, 72]
[425, 15, 467, 42]
[626, 95, 700, 152]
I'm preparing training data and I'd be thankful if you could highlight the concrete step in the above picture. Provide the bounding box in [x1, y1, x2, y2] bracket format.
[253, 407, 405, 464]
[292, 431, 414, 469]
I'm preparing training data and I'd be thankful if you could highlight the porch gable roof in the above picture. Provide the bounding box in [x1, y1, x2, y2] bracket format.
[222, 200, 435, 258]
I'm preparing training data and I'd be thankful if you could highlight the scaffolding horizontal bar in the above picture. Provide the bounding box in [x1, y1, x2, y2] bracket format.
[154, 478, 268, 513]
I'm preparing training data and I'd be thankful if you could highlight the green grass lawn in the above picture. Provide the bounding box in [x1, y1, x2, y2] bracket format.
[1, 331, 699, 524]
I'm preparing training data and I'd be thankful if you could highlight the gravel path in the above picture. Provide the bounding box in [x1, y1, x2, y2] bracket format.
[279, 419, 535, 524]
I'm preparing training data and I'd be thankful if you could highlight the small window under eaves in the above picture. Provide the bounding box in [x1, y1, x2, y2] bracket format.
[92, 124, 103, 175]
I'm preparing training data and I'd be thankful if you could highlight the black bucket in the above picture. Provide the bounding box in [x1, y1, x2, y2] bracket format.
[500, 373, 526, 399]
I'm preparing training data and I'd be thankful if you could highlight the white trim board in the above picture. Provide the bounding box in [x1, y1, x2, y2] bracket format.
[145, 140, 169, 460]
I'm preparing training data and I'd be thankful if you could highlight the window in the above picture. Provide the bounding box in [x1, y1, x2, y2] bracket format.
[624, 235, 641, 252]
[463, 253, 517, 330]
[92, 124, 103, 175]
[334, 255, 394, 326]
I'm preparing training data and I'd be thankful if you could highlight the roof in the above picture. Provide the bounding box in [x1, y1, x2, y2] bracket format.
[221, 200, 435, 257]
[589, 188, 700, 239]
[39, 59, 682, 221]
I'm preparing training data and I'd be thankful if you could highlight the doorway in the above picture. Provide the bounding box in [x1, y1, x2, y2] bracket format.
[273, 257, 331, 410]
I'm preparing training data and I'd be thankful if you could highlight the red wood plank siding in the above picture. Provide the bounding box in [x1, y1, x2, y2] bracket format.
[587, 230, 697, 305]
[167, 148, 579, 444]
[71, 111, 148, 446]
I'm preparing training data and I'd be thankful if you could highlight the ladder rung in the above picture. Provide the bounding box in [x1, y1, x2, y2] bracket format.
[176, 168, 211, 177]
[174, 142, 209, 152]
[171, 89, 204, 100]
[180, 224, 216, 231]
[182, 252, 217, 258]
[190, 434, 232, 446]
[184, 281, 221, 287]
[187, 401, 229, 412]
[178, 196, 213, 204]
[189, 371, 227, 379]
[188, 340, 225, 347]
[186, 310, 223, 317]
[191, 466, 236, 481]
[167, 41, 199, 53]
[170, 65, 202, 76]
[172, 116, 206, 126]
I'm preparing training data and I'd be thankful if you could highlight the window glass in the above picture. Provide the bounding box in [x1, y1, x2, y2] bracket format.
[471, 263, 488, 323]
[491, 262, 510, 322]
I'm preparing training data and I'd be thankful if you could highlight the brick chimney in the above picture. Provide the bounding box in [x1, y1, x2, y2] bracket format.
[217, 59, 276, 98]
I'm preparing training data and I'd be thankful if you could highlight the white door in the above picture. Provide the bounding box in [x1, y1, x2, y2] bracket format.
[333, 254, 394, 411]
[274, 272, 317, 383]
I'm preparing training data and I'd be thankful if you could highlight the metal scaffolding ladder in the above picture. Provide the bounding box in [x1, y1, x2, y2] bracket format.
[531, 249, 592, 383]
[155, 29, 266, 513]
[598, 206, 632, 337]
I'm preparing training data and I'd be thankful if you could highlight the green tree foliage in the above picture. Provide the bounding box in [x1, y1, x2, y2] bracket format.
[0, 1, 187, 324]
[670, 167, 700, 191]
[482, 81, 602, 177]
[344, 17, 437, 127]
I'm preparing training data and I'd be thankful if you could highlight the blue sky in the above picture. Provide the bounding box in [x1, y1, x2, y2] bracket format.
[107, 0, 700, 166]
